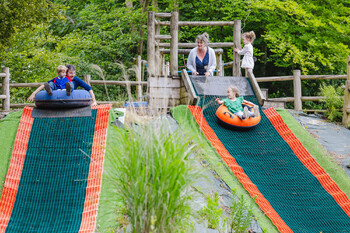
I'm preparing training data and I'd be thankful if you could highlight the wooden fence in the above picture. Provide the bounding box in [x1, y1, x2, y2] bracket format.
[255, 55, 350, 127]
[0, 67, 10, 111]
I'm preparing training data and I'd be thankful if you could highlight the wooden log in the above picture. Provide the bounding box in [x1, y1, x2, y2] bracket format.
[293, 70, 302, 111]
[10, 103, 35, 108]
[233, 20, 241, 76]
[89, 80, 147, 85]
[247, 70, 265, 106]
[0, 83, 44, 87]
[301, 75, 347, 80]
[178, 21, 235, 26]
[342, 55, 350, 127]
[267, 97, 294, 102]
[2, 67, 10, 111]
[84, 74, 91, 86]
[155, 13, 171, 18]
[0, 73, 6, 78]
[181, 69, 197, 104]
[147, 11, 156, 77]
[155, 35, 172, 40]
[136, 55, 143, 100]
[170, 11, 179, 76]
[160, 48, 223, 55]
[155, 23, 161, 76]
[158, 42, 235, 48]
[256, 76, 294, 82]
[301, 96, 326, 101]
[157, 21, 171, 26]
[216, 53, 223, 76]
[0, 95, 6, 99]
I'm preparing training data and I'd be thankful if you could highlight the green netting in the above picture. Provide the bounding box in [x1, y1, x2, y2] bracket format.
[6, 110, 97, 233]
[196, 95, 350, 232]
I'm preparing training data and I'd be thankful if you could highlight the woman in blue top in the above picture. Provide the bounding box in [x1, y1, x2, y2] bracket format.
[187, 32, 216, 76]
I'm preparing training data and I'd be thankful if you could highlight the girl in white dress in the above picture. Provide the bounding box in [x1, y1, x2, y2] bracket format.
[234, 31, 256, 76]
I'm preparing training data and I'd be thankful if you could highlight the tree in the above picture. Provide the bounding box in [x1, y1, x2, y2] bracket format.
[0, 0, 59, 44]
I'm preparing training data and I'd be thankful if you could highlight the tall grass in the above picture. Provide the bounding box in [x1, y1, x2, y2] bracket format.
[106, 120, 197, 232]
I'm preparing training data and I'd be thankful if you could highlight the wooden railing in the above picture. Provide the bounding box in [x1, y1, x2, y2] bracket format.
[0, 67, 10, 111]
[256, 69, 348, 112]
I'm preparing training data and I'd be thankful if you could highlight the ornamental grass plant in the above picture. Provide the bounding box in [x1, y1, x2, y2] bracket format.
[105, 120, 197, 233]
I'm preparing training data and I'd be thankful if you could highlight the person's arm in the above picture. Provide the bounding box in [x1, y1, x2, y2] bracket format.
[216, 98, 224, 105]
[242, 99, 256, 106]
[89, 90, 97, 106]
[235, 45, 249, 55]
[187, 48, 198, 75]
[27, 84, 44, 102]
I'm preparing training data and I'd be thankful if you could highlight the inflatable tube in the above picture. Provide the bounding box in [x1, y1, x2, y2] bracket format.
[35, 89, 92, 109]
[216, 103, 261, 130]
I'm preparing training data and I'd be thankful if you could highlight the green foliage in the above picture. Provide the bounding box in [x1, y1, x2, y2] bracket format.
[0, 0, 60, 44]
[225, 190, 254, 233]
[106, 122, 197, 233]
[319, 84, 344, 122]
[198, 192, 223, 229]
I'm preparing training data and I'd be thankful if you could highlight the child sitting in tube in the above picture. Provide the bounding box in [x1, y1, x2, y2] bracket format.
[216, 85, 259, 119]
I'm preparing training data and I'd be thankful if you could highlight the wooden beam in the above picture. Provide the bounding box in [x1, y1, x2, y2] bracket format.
[160, 48, 223, 55]
[181, 69, 197, 105]
[155, 13, 171, 18]
[256, 76, 294, 82]
[301, 96, 326, 101]
[293, 70, 302, 111]
[155, 35, 171, 40]
[301, 75, 347, 80]
[90, 80, 147, 85]
[247, 70, 265, 106]
[170, 12, 179, 76]
[0, 95, 6, 99]
[0, 73, 6, 78]
[158, 42, 235, 48]
[147, 11, 156, 77]
[233, 20, 241, 76]
[178, 21, 235, 26]
[1, 67, 10, 111]
[342, 55, 350, 127]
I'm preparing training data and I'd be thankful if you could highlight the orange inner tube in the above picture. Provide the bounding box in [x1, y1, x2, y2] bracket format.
[216, 103, 261, 128]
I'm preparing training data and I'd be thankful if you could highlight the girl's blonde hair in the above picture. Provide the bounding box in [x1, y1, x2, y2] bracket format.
[227, 85, 240, 97]
[242, 31, 256, 43]
[57, 65, 68, 73]
[196, 32, 209, 45]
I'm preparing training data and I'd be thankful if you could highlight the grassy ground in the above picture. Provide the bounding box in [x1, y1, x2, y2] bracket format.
[0, 111, 22, 196]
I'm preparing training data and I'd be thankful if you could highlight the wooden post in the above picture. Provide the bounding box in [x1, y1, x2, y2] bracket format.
[2, 67, 10, 111]
[216, 53, 223, 76]
[342, 56, 350, 127]
[233, 20, 241, 77]
[165, 62, 170, 77]
[293, 70, 302, 111]
[84, 74, 91, 86]
[136, 55, 143, 100]
[170, 11, 179, 76]
[155, 22, 161, 76]
[147, 11, 156, 77]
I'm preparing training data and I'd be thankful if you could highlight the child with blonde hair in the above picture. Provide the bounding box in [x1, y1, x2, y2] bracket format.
[216, 85, 259, 119]
[234, 31, 256, 75]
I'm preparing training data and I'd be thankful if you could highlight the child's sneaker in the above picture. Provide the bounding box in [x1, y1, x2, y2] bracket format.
[65, 82, 71, 96]
[254, 105, 260, 117]
[44, 82, 52, 96]
[243, 107, 249, 119]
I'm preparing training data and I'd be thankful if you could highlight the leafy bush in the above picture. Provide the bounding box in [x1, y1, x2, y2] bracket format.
[106, 121, 197, 232]
[319, 84, 344, 122]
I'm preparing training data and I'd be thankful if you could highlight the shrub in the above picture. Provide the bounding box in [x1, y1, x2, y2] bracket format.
[106, 121, 197, 233]
[319, 84, 344, 122]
